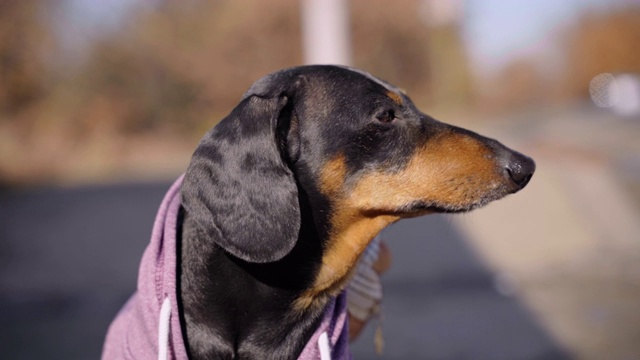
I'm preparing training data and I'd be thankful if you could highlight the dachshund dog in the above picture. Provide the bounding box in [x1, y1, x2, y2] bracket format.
[178, 65, 535, 359]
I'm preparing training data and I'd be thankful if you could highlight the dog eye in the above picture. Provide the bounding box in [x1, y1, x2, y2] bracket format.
[376, 109, 396, 123]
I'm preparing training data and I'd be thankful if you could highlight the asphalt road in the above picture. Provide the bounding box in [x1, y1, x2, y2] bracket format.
[0, 181, 569, 359]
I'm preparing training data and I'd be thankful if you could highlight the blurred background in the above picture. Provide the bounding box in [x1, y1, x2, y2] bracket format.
[1, 0, 639, 359]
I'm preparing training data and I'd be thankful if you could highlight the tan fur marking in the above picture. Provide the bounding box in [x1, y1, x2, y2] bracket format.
[387, 90, 403, 105]
[319, 153, 347, 196]
[350, 131, 499, 212]
[297, 132, 501, 312]
[296, 209, 399, 312]
[296, 154, 400, 312]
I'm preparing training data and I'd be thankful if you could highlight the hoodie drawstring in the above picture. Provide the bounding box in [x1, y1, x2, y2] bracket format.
[318, 331, 332, 360]
[158, 297, 172, 360]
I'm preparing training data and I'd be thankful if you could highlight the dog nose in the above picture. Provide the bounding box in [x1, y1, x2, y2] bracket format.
[504, 151, 535, 188]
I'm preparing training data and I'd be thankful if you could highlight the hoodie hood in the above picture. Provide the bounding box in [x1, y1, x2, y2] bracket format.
[102, 176, 351, 360]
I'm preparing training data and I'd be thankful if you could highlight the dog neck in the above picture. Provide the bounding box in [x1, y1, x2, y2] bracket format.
[178, 199, 330, 359]
[177, 179, 392, 358]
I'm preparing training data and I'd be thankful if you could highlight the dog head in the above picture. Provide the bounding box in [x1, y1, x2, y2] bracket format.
[181, 66, 534, 292]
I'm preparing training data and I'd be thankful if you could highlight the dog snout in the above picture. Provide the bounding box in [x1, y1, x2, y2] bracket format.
[502, 151, 535, 189]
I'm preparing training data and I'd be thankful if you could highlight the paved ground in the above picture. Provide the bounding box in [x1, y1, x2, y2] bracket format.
[1, 105, 637, 359]
[0, 182, 170, 359]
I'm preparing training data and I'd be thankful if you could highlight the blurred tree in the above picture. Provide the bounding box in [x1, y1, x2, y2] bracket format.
[473, 7, 640, 113]
[70, 0, 303, 135]
[0, 0, 474, 184]
[421, 0, 471, 108]
[352, 0, 433, 104]
[0, 0, 52, 116]
[490, 59, 545, 112]
[563, 8, 640, 100]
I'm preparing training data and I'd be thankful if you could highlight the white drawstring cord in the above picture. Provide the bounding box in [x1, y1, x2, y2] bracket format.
[158, 296, 334, 360]
[158, 297, 172, 360]
[318, 331, 332, 360]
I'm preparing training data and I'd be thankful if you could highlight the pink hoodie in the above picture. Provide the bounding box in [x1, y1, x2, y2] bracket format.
[102, 176, 351, 360]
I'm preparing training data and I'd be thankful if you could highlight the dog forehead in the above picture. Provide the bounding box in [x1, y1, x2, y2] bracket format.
[243, 66, 402, 99]
[336, 66, 399, 92]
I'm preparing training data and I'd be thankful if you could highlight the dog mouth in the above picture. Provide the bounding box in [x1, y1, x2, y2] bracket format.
[397, 191, 511, 215]
[360, 200, 485, 218]
[400, 201, 470, 215]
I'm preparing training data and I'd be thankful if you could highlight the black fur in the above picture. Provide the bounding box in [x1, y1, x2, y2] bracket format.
[182, 94, 301, 264]
[178, 65, 535, 359]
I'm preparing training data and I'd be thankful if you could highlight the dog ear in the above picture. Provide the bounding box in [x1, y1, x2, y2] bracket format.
[181, 87, 301, 263]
